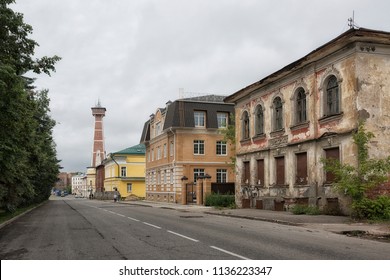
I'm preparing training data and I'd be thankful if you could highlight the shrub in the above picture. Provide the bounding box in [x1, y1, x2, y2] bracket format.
[291, 205, 321, 215]
[205, 193, 236, 208]
[352, 195, 390, 220]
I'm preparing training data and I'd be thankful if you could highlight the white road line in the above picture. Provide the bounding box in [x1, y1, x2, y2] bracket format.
[210, 246, 251, 260]
[167, 230, 199, 242]
[116, 213, 125, 217]
[143, 222, 162, 229]
[127, 217, 140, 222]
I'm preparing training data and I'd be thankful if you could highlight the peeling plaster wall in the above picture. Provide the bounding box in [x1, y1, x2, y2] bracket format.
[233, 40, 390, 214]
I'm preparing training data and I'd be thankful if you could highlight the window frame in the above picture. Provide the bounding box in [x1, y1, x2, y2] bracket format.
[194, 168, 205, 183]
[326, 75, 340, 116]
[242, 111, 250, 140]
[217, 112, 228, 129]
[120, 166, 127, 177]
[273, 97, 284, 131]
[295, 87, 307, 124]
[127, 183, 132, 193]
[216, 140, 227, 156]
[194, 111, 206, 127]
[216, 169, 227, 183]
[255, 104, 264, 135]
[193, 140, 205, 155]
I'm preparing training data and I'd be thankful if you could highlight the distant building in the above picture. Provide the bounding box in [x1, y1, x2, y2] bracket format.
[225, 28, 390, 214]
[103, 144, 146, 199]
[71, 173, 86, 196]
[55, 172, 75, 190]
[140, 95, 235, 204]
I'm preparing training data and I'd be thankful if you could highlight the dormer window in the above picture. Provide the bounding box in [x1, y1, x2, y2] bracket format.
[194, 111, 206, 127]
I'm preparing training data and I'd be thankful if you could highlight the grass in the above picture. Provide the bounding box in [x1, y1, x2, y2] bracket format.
[0, 203, 41, 225]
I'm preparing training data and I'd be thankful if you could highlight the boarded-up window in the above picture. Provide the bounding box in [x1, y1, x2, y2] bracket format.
[296, 153, 308, 185]
[325, 147, 340, 183]
[243, 161, 250, 184]
[275, 157, 285, 185]
[257, 159, 264, 185]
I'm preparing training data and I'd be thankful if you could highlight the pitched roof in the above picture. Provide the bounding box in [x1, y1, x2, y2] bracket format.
[225, 27, 390, 103]
[113, 143, 145, 155]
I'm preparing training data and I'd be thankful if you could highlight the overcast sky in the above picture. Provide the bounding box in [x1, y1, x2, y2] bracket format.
[11, 0, 390, 173]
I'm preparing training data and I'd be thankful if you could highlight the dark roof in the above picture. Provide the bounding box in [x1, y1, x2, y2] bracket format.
[225, 27, 390, 103]
[140, 95, 234, 143]
[113, 144, 145, 155]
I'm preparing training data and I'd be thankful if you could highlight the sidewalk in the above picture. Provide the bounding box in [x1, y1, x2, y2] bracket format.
[120, 200, 390, 239]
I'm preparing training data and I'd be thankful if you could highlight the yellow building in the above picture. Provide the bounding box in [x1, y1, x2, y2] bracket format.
[103, 144, 146, 199]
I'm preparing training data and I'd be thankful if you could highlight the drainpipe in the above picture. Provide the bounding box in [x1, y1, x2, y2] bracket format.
[170, 127, 177, 203]
[111, 153, 120, 192]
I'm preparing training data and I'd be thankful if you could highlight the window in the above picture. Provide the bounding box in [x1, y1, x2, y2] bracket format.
[121, 167, 126, 177]
[325, 147, 340, 183]
[255, 105, 264, 135]
[163, 143, 167, 158]
[170, 141, 174, 156]
[194, 140, 205, 155]
[242, 111, 250, 140]
[151, 149, 154, 161]
[155, 122, 162, 136]
[170, 169, 174, 184]
[157, 146, 161, 160]
[217, 113, 228, 128]
[194, 168, 205, 182]
[296, 153, 308, 185]
[296, 88, 307, 123]
[127, 183, 132, 193]
[257, 159, 264, 185]
[194, 111, 206, 127]
[243, 161, 250, 184]
[216, 169, 227, 183]
[275, 157, 285, 185]
[273, 97, 283, 131]
[216, 141, 227, 155]
[326, 75, 339, 115]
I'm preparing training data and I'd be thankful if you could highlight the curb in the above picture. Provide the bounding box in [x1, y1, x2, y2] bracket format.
[0, 201, 47, 230]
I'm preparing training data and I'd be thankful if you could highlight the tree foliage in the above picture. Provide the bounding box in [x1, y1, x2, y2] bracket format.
[322, 122, 390, 219]
[219, 113, 236, 171]
[0, 0, 61, 212]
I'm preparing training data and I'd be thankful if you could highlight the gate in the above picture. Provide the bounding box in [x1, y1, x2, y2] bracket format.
[186, 183, 196, 204]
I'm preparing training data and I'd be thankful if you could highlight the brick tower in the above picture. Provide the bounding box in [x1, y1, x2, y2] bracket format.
[91, 101, 106, 167]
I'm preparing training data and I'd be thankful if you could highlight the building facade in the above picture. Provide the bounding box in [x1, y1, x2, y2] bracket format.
[71, 173, 87, 197]
[103, 144, 146, 199]
[140, 95, 235, 204]
[225, 28, 390, 214]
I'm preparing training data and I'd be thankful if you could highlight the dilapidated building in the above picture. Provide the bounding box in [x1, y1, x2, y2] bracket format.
[225, 28, 390, 214]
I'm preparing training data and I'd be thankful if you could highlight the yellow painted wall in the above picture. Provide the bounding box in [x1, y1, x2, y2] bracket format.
[104, 153, 146, 198]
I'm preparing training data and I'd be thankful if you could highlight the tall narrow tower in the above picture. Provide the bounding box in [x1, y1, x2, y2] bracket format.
[91, 101, 106, 167]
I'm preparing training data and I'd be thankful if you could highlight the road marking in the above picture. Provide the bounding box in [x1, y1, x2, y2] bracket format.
[116, 213, 125, 217]
[127, 217, 140, 222]
[143, 222, 162, 229]
[210, 246, 251, 260]
[167, 230, 199, 242]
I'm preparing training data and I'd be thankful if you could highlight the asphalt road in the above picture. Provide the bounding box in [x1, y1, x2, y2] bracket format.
[1, 196, 390, 260]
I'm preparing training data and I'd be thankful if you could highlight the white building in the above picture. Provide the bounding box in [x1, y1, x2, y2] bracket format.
[71, 173, 87, 197]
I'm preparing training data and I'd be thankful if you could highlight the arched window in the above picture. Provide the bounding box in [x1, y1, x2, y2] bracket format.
[326, 75, 339, 115]
[296, 87, 307, 123]
[242, 111, 250, 140]
[255, 105, 264, 135]
[273, 97, 283, 131]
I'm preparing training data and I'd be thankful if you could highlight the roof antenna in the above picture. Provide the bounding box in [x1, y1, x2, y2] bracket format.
[348, 11, 359, 29]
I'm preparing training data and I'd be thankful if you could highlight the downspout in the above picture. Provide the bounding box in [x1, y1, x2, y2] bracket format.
[111, 153, 120, 191]
[169, 127, 177, 203]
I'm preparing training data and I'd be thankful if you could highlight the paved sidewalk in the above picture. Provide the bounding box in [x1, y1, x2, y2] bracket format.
[120, 200, 390, 237]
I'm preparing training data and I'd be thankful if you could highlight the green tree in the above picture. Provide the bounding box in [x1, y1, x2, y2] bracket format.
[0, 0, 61, 212]
[219, 113, 236, 171]
[322, 122, 390, 219]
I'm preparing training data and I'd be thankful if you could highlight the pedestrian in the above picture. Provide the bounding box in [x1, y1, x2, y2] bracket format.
[114, 193, 117, 202]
